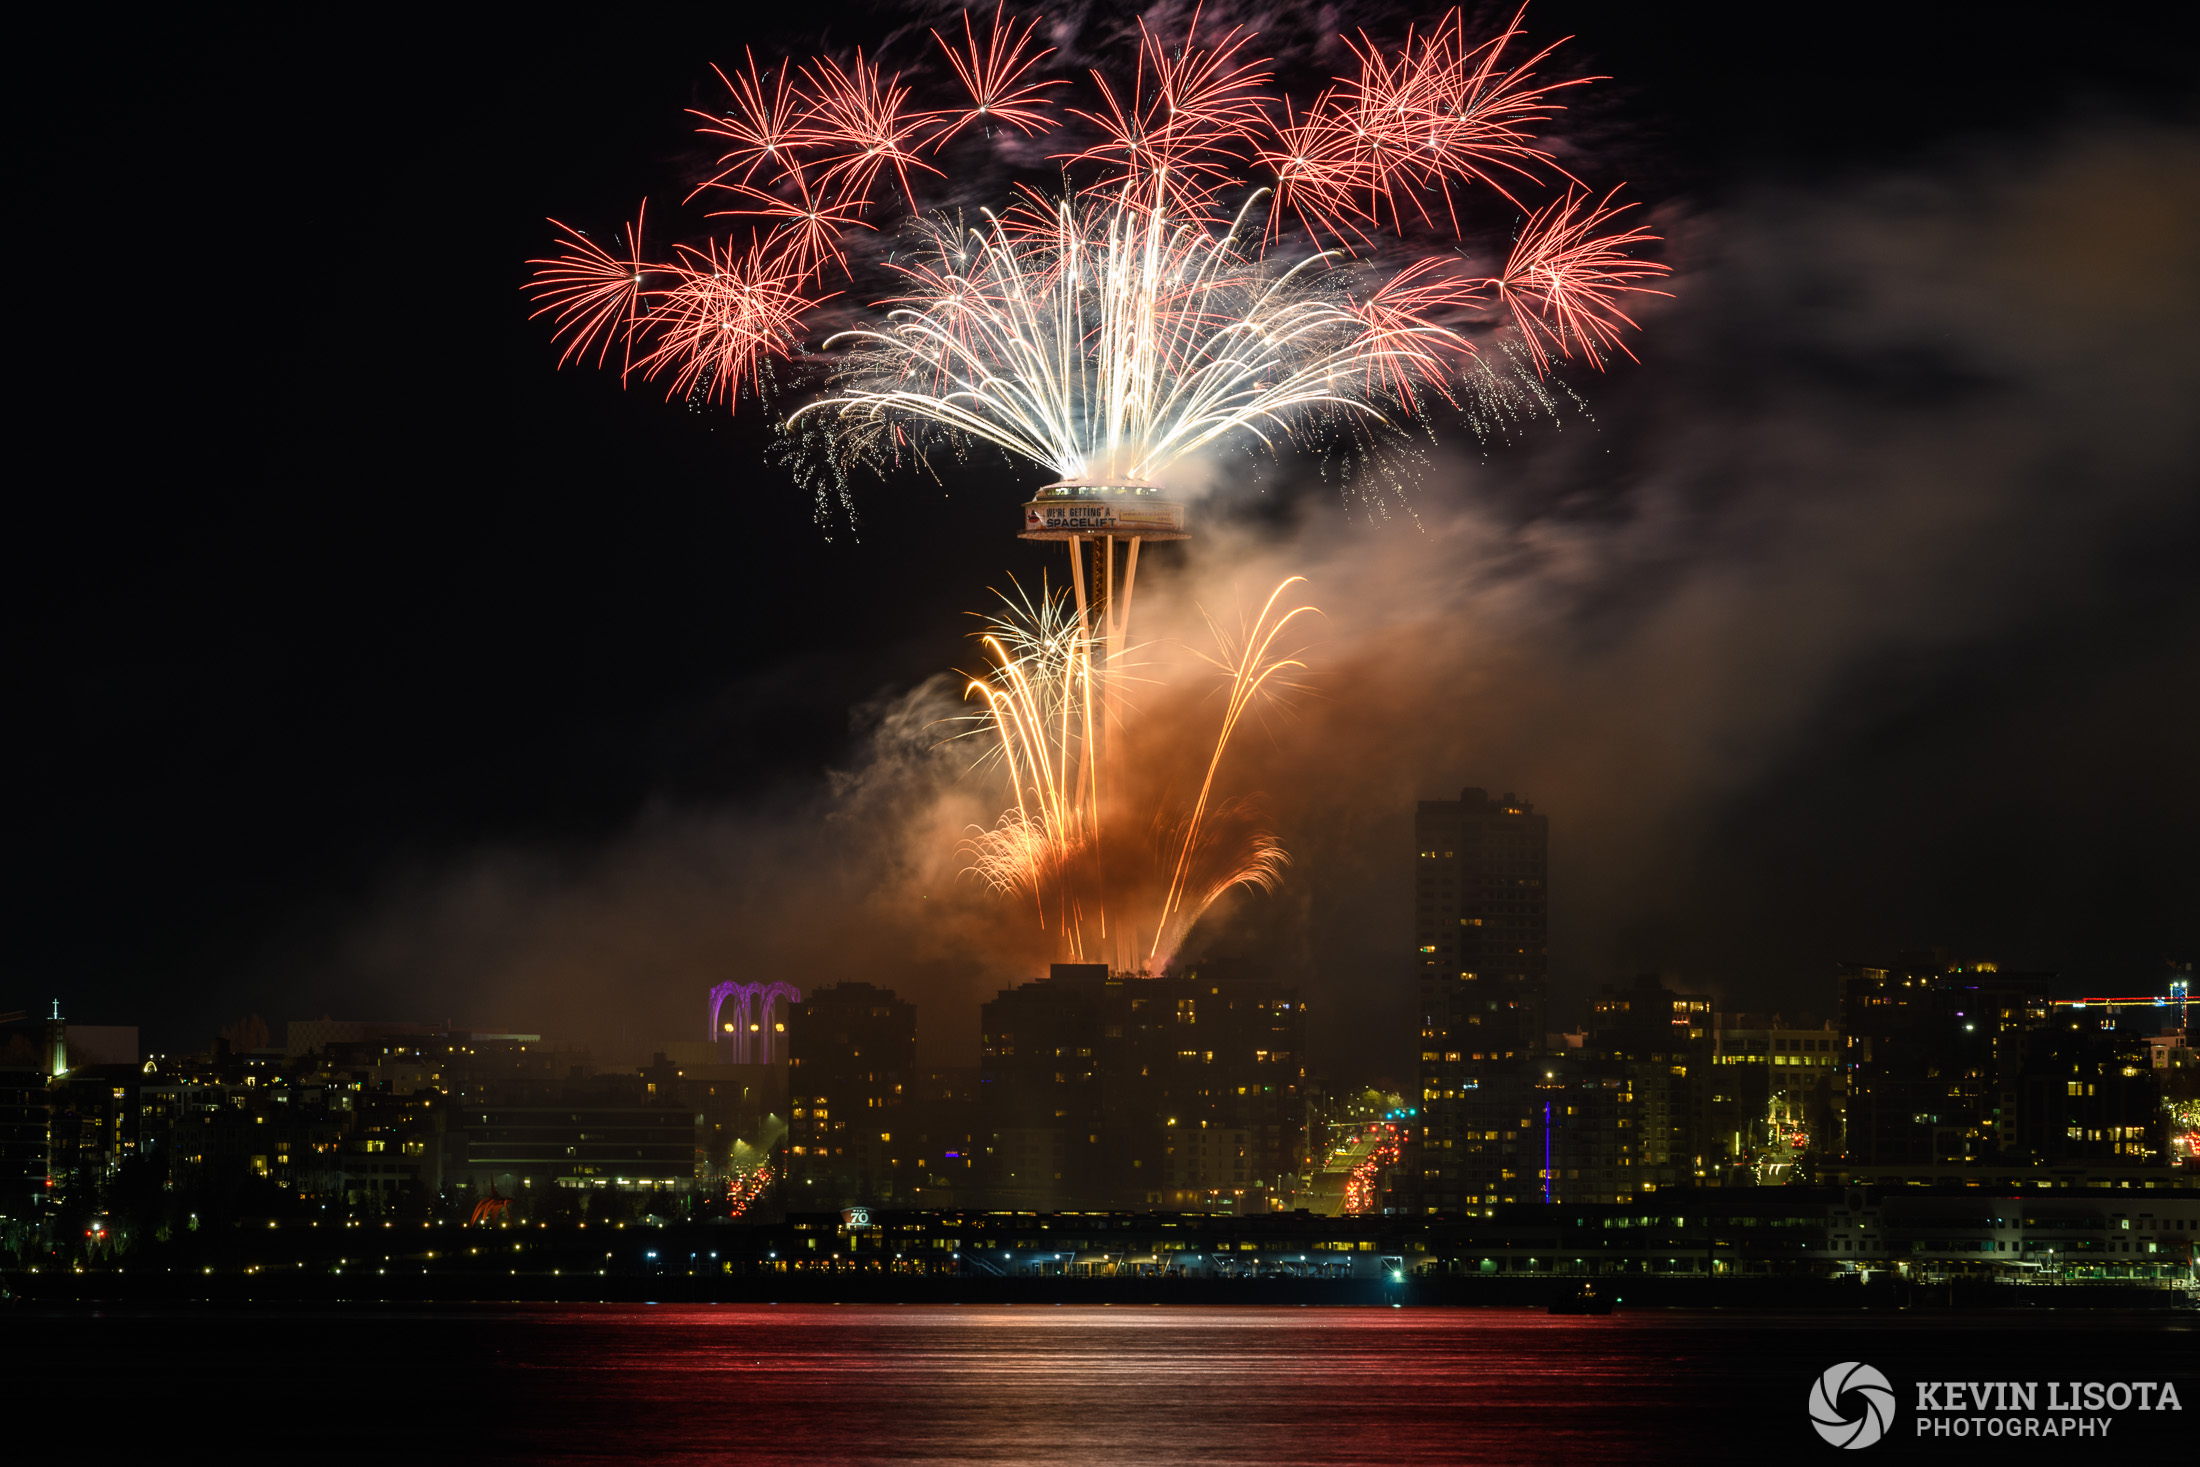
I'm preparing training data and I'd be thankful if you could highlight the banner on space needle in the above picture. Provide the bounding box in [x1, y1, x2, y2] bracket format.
[1020, 494, 1187, 540]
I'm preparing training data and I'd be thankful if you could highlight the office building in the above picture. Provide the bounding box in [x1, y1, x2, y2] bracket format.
[1835, 953, 2177, 1183]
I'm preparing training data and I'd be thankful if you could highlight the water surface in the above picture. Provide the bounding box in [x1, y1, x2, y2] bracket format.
[28, 1303, 2191, 1462]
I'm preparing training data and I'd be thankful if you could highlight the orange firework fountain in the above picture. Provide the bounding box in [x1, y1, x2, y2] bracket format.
[962, 570, 1311, 971]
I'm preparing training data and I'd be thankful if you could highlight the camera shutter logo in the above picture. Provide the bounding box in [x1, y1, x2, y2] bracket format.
[1810, 1362, 1897, 1449]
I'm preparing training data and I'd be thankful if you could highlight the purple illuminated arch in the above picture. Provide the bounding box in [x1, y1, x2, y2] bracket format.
[709, 981, 754, 1049]
[707, 980, 803, 1063]
[755, 982, 802, 1065]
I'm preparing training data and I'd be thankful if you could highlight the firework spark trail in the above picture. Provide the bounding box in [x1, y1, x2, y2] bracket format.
[1148, 576, 1314, 961]
[1341, 256, 1485, 403]
[961, 586, 1103, 953]
[1261, 6, 1585, 243]
[962, 577, 1312, 967]
[788, 195, 1463, 487]
[710, 174, 876, 283]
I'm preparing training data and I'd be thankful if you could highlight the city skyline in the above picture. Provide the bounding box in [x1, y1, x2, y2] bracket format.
[12, 5, 2196, 1076]
[18, 771, 2192, 1076]
[12, 885, 2193, 1233]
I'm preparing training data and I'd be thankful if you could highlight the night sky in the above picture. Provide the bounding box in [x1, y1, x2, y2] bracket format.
[12, 2, 2196, 1069]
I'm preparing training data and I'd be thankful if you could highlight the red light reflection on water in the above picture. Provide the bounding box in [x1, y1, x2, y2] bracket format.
[493, 1305, 1692, 1464]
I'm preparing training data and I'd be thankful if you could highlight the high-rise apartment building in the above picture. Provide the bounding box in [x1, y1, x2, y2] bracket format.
[1548, 973, 1717, 1201]
[786, 982, 917, 1208]
[882, 1068, 983, 1209]
[1412, 788, 1550, 1210]
[978, 963, 1307, 1212]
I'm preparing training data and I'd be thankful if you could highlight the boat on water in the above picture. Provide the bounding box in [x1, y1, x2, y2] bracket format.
[1548, 1282, 1616, 1315]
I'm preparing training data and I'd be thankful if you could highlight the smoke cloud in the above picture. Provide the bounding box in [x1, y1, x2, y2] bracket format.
[316, 118, 2198, 1075]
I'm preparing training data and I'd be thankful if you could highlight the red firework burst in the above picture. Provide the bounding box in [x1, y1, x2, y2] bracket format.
[637, 239, 817, 403]
[927, 1, 1065, 146]
[706, 173, 876, 283]
[691, 53, 808, 200]
[1329, 6, 1584, 226]
[527, 203, 651, 376]
[1412, 8, 1595, 203]
[1063, 9, 1271, 216]
[1346, 256, 1486, 402]
[1258, 92, 1382, 247]
[526, 4, 1667, 413]
[796, 49, 941, 211]
[1494, 189, 1670, 373]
